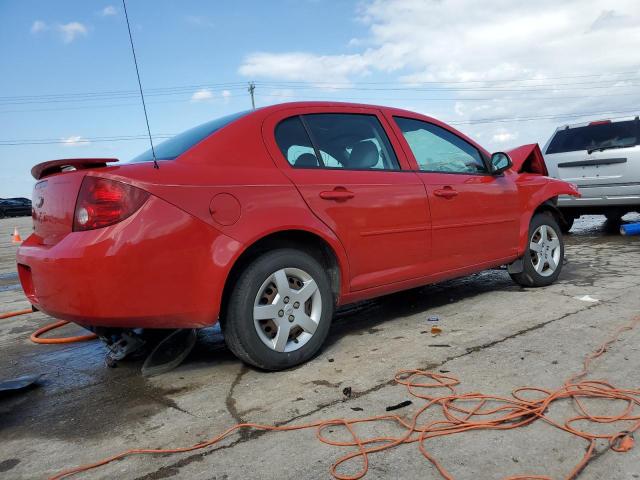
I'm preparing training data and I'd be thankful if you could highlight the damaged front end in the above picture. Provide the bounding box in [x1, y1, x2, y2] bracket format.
[506, 143, 549, 175]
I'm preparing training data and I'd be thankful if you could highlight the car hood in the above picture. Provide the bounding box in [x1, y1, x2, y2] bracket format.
[506, 144, 548, 175]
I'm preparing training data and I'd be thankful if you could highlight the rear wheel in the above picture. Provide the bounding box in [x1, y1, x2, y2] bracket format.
[510, 213, 564, 287]
[222, 249, 334, 370]
[605, 211, 623, 223]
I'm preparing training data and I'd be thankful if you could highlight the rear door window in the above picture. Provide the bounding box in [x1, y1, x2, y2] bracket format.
[274, 116, 321, 167]
[546, 120, 640, 154]
[274, 114, 400, 170]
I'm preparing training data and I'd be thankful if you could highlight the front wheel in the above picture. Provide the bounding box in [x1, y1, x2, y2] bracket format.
[510, 213, 564, 287]
[222, 249, 334, 370]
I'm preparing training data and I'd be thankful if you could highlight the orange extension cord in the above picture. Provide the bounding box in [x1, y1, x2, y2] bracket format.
[46, 316, 640, 480]
[1, 309, 97, 344]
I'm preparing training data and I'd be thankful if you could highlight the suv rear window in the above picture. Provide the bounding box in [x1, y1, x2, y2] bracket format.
[546, 119, 639, 154]
[129, 111, 249, 162]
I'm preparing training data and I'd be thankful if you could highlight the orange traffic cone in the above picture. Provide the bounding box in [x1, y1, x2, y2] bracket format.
[11, 227, 22, 244]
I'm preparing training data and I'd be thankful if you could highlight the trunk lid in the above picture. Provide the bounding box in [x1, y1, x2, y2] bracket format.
[30, 158, 119, 245]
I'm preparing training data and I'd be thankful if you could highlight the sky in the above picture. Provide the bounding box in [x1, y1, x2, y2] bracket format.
[1, 0, 639, 198]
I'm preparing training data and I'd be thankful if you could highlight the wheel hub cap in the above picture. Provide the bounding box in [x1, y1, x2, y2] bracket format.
[529, 224, 561, 277]
[253, 267, 322, 353]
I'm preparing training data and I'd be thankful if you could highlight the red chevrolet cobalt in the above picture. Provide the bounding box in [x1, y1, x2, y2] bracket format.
[17, 102, 579, 370]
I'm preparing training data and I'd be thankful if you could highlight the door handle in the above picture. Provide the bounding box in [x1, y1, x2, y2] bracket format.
[433, 187, 458, 199]
[319, 188, 355, 201]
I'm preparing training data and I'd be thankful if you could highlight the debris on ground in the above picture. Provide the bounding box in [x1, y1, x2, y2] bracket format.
[141, 329, 197, 377]
[385, 400, 413, 411]
[574, 295, 599, 303]
[427, 314, 443, 335]
[0, 374, 42, 395]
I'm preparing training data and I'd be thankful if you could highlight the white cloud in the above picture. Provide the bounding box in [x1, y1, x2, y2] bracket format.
[57, 22, 88, 43]
[191, 88, 214, 102]
[239, 52, 371, 85]
[61, 135, 88, 146]
[492, 130, 517, 144]
[30, 20, 47, 34]
[238, 0, 640, 150]
[100, 5, 117, 16]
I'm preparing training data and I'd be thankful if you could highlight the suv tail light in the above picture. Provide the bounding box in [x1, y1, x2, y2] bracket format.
[73, 176, 149, 232]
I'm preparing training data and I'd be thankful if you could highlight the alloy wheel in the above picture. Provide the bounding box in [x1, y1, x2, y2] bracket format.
[529, 224, 561, 277]
[253, 267, 322, 353]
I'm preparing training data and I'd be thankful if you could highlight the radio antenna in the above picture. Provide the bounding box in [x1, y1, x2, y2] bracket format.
[122, 0, 159, 169]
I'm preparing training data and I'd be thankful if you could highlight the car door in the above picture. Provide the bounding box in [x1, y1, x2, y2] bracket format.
[388, 115, 519, 273]
[264, 108, 431, 292]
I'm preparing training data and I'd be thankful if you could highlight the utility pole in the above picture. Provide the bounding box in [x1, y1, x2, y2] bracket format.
[248, 82, 256, 110]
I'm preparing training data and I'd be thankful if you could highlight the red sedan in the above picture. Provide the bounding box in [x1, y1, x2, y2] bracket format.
[17, 102, 579, 370]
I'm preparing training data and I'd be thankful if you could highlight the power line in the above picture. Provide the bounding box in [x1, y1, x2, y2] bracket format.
[253, 82, 640, 93]
[1, 73, 638, 104]
[0, 83, 248, 102]
[253, 70, 640, 85]
[2, 108, 638, 146]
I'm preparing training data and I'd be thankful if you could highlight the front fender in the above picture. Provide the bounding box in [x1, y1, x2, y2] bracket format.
[516, 175, 580, 255]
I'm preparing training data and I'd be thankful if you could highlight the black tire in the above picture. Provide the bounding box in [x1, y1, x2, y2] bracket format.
[605, 212, 623, 223]
[559, 214, 575, 233]
[221, 248, 334, 370]
[510, 213, 564, 287]
[0, 209, 5, 219]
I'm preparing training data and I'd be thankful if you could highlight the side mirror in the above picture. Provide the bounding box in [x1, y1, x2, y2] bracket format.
[490, 152, 512, 175]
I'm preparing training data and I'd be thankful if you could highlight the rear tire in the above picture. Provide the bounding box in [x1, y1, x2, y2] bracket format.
[605, 211, 623, 224]
[510, 213, 564, 287]
[221, 248, 334, 370]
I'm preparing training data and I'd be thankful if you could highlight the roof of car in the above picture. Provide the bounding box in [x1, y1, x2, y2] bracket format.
[556, 115, 639, 130]
[249, 101, 430, 119]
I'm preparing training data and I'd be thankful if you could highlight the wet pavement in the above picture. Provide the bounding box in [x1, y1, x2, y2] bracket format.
[0, 214, 639, 479]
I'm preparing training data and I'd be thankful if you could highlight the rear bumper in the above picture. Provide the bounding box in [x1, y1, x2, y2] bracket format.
[558, 183, 640, 207]
[16, 196, 242, 329]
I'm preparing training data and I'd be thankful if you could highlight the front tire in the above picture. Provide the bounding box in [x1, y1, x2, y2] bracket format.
[222, 248, 334, 370]
[510, 213, 564, 287]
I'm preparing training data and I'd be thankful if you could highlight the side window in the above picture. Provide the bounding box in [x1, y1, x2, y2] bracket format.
[275, 116, 320, 168]
[394, 117, 487, 174]
[302, 114, 400, 170]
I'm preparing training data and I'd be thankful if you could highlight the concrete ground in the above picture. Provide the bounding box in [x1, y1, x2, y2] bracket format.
[1, 214, 639, 480]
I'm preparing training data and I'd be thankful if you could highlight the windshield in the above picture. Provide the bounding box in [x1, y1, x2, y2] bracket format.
[546, 119, 639, 154]
[129, 110, 250, 163]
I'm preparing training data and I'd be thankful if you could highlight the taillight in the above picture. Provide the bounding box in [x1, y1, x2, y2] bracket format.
[73, 176, 149, 232]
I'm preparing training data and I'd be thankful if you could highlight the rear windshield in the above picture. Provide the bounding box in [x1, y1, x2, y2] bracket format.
[546, 119, 639, 154]
[129, 111, 249, 163]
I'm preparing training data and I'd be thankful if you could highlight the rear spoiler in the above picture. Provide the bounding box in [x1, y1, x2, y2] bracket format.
[505, 144, 548, 176]
[31, 158, 119, 180]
